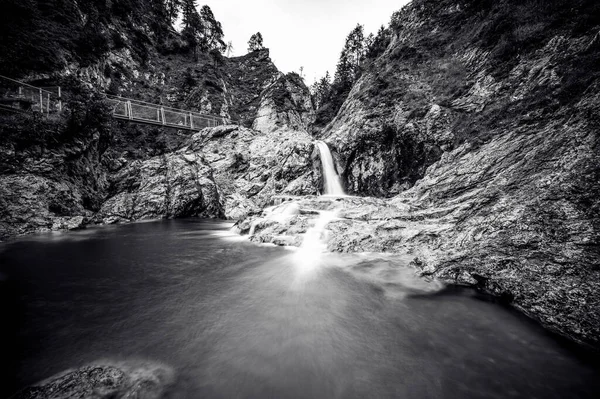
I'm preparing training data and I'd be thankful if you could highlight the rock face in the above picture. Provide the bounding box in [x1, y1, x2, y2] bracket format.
[253, 72, 316, 133]
[96, 150, 224, 224]
[240, 0, 600, 347]
[12, 362, 174, 399]
[0, 8, 317, 238]
[191, 125, 317, 219]
[323, 0, 600, 198]
[0, 175, 88, 238]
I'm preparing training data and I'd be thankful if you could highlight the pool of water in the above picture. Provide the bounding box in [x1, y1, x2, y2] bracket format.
[1, 219, 598, 398]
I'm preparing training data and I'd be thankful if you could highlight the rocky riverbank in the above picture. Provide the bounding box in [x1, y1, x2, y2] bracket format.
[11, 361, 174, 399]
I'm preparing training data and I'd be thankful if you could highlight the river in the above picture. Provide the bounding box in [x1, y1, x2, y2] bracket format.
[1, 219, 598, 398]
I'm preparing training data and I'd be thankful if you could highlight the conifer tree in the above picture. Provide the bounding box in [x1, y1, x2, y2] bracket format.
[366, 25, 391, 59]
[346, 24, 365, 72]
[181, 0, 202, 60]
[164, 0, 182, 22]
[333, 24, 365, 87]
[199, 5, 226, 53]
[334, 48, 353, 86]
[247, 32, 264, 52]
[311, 71, 332, 109]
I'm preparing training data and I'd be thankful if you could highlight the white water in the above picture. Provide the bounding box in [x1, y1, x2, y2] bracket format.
[293, 209, 338, 277]
[315, 141, 345, 196]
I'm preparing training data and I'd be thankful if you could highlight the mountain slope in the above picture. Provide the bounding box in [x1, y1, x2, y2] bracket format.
[246, 0, 600, 347]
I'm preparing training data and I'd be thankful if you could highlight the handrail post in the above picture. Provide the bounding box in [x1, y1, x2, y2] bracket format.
[189, 112, 193, 129]
[39, 88, 43, 113]
[160, 107, 165, 125]
[127, 100, 132, 119]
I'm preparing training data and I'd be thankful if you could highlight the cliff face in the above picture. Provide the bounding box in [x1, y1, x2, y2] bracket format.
[329, 0, 600, 346]
[324, 0, 599, 197]
[0, 1, 316, 239]
[243, 0, 600, 347]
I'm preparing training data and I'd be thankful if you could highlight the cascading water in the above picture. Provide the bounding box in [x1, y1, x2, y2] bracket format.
[293, 209, 338, 276]
[291, 142, 345, 275]
[315, 141, 345, 196]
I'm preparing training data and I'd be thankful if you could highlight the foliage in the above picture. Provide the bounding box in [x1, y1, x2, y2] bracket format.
[334, 24, 365, 86]
[313, 24, 368, 127]
[248, 32, 265, 52]
[181, 2, 226, 60]
[366, 26, 392, 59]
[310, 71, 332, 109]
[199, 5, 226, 53]
[0, 79, 113, 153]
[181, 0, 202, 60]
[0, 0, 174, 76]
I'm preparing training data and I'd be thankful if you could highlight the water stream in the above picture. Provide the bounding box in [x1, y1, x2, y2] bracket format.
[1, 220, 599, 398]
[315, 141, 345, 196]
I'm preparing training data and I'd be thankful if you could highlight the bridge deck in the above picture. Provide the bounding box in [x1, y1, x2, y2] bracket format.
[106, 95, 228, 130]
[0, 75, 229, 130]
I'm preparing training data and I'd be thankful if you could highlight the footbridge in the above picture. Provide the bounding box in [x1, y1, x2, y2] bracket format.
[106, 95, 229, 130]
[0, 74, 62, 115]
[0, 75, 229, 130]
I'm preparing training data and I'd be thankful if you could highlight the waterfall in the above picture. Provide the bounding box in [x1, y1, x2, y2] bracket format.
[293, 210, 338, 276]
[315, 141, 345, 196]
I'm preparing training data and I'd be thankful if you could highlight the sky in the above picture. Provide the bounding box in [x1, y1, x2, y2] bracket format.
[198, 0, 411, 85]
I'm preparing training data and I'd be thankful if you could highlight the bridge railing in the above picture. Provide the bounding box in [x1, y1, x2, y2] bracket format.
[0, 74, 62, 115]
[106, 95, 228, 130]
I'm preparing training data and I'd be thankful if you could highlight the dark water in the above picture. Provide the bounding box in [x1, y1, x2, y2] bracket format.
[1, 219, 599, 398]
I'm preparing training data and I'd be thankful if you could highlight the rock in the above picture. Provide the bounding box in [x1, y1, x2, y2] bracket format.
[252, 72, 315, 134]
[11, 361, 174, 399]
[51, 215, 86, 231]
[193, 125, 318, 220]
[0, 174, 85, 240]
[96, 151, 224, 223]
[295, 0, 600, 348]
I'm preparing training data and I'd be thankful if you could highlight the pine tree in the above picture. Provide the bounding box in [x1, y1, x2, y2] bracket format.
[311, 71, 332, 109]
[199, 5, 226, 53]
[164, 0, 182, 23]
[181, 0, 202, 60]
[334, 48, 353, 86]
[333, 24, 365, 87]
[346, 24, 365, 73]
[366, 25, 391, 59]
[247, 32, 264, 52]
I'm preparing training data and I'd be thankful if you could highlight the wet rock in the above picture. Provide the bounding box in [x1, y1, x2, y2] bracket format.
[0, 174, 86, 240]
[96, 150, 223, 224]
[192, 125, 318, 220]
[11, 361, 174, 399]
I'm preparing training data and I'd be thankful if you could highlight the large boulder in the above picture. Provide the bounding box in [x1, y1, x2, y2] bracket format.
[12, 362, 174, 399]
[191, 125, 318, 219]
[96, 149, 223, 224]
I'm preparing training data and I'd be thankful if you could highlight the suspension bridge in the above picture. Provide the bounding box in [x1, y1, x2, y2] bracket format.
[0, 75, 229, 130]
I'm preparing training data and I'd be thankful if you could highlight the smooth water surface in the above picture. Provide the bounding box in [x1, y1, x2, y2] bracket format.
[1, 219, 599, 398]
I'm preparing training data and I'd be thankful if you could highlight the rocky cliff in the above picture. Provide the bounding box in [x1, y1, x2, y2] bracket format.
[0, 1, 317, 240]
[241, 0, 600, 348]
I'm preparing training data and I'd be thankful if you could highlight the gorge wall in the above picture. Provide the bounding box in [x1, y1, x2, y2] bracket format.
[0, 0, 317, 239]
[244, 0, 600, 348]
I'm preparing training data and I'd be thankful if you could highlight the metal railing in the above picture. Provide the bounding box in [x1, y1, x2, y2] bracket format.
[0, 75, 230, 130]
[0, 74, 62, 115]
[106, 95, 229, 130]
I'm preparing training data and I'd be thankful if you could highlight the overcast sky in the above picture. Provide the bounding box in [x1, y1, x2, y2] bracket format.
[200, 0, 411, 85]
